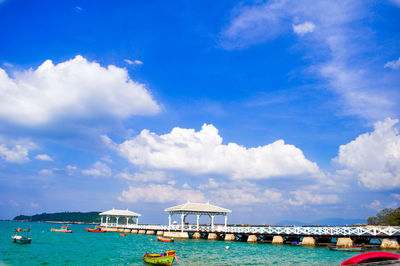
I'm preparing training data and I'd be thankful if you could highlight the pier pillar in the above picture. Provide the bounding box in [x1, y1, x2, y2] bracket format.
[131, 229, 138, 234]
[272, 236, 284, 244]
[146, 230, 155, 235]
[208, 233, 218, 240]
[163, 231, 189, 239]
[381, 239, 400, 250]
[337, 238, 353, 247]
[247, 235, 258, 243]
[193, 232, 201, 239]
[117, 228, 125, 233]
[156, 231, 164, 236]
[124, 229, 131, 233]
[224, 234, 235, 241]
[138, 230, 146, 234]
[301, 237, 316, 246]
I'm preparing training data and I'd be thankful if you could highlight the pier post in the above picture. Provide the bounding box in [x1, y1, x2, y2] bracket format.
[381, 239, 400, 249]
[208, 233, 217, 240]
[272, 236, 284, 244]
[131, 229, 138, 234]
[193, 232, 201, 239]
[247, 235, 258, 243]
[156, 231, 164, 236]
[301, 237, 316, 246]
[146, 230, 155, 235]
[337, 238, 353, 247]
[138, 230, 146, 234]
[224, 234, 235, 241]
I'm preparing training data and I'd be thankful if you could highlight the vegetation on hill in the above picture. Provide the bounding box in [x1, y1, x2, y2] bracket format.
[367, 207, 400, 225]
[13, 212, 101, 223]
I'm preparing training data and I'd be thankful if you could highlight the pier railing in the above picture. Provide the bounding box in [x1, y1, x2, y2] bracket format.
[100, 223, 400, 237]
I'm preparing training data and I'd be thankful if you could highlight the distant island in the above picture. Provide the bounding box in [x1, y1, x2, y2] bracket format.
[13, 212, 101, 223]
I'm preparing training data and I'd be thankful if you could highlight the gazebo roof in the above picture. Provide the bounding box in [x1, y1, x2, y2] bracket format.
[165, 202, 231, 214]
[99, 208, 141, 217]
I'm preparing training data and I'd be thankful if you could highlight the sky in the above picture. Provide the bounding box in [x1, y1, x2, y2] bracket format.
[0, 0, 399, 225]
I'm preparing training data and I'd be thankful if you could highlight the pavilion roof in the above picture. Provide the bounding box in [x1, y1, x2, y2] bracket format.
[165, 202, 231, 214]
[99, 208, 141, 217]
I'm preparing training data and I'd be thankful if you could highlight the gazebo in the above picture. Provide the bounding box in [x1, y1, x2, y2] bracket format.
[99, 209, 141, 227]
[165, 202, 231, 232]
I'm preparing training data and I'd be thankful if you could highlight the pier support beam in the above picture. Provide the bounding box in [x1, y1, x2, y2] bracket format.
[138, 230, 146, 234]
[381, 239, 400, 250]
[193, 232, 201, 239]
[272, 236, 284, 244]
[163, 231, 189, 239]
[337, 238, 353, 247]
[124, 229, 131, 233]
[224, 234, 235, 241]
[156, 231, 164, 236]
[208, 233, 218, 240]
[131, 229, 138, 234]
[301, 237, 316, 246]
[146, 230, 155, 235]
[247, 235, 258, 243]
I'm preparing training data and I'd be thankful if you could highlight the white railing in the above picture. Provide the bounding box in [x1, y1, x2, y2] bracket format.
[100, 223, 400, 237]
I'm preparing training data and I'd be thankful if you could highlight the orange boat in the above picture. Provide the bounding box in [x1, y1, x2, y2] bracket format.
[86, 226, 106, 233]
[157, 236, 174, 242]
[120, 233, 127, 236]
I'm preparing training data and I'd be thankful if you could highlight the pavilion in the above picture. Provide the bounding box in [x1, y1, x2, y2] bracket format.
[99, 209, 141, 227]
[165, 202, 231, 232]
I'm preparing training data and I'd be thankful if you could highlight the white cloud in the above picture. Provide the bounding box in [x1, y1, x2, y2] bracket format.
[112, 124, 321, 180]
[66, 165, 78, 175]
[362, 200, 381, 210]
[119, 184, 205, 203]
[0, 55, 159, 126]
[384, 57, 400, 70]
[39, 169, 53, 175]
[288, 190, 340, 206]
[35, 154, 53, 161]
[292, 22, 315, 35]
[0, 140, 35, 163]
[124, 59, 143, 65]
[392, 193, 400, 200]
[81, 161, 111, 177]
[334, 118, 400, 190]
[117, 170, 167, 183]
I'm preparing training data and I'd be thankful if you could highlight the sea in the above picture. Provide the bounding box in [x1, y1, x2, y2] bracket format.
[0, 221, 395, 265]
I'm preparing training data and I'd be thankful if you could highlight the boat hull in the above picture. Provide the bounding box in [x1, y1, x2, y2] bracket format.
[12, 235, 31, 244]
[51, 228, 73, 233]
[157, 236, 174, 242]
[86, 228, 106, 233]
[342, 251, 400, 265]
[329, 246, 365, 252]
[143, 250, 176, 265]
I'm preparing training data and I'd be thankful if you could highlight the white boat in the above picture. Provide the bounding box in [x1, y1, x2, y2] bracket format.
[12, 228, 32, 244]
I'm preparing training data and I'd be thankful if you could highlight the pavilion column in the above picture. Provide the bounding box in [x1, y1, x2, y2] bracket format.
[116, 216, 120, 225]
[126, 217, 129, 226]
[168, 214, 171, 231]
[196, 214, 200, 230]
[211, 215, 215, 231]
[224, 215, 227, 228]
[136, 217, 139, 225]
[101, 216, 103, 224]
[106, 216, 109, 228]
[181, 214, 185, 232]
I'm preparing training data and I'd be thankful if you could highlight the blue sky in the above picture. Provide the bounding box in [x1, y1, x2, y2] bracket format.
[0, 0, 399, 224]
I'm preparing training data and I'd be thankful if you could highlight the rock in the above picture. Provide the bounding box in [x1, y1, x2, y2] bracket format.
[131, 229, 138, 234]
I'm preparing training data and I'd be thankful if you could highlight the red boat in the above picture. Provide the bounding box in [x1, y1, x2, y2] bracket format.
[86, 226, 106, 233]
[342, 251, 400, 265]
[157, 236, 174, 242]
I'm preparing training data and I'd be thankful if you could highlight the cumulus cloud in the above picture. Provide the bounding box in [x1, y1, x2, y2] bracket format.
[362, 200, 381, 210]
[66, 165, 78, 175]
[292, 22, 315, 35]
[117, 170, 167, 183]
[35, 154, 53, 161]
[0, 140, 35, 163]
[384, 57, 400, 70]
[119, 184, 205, 203]
[81, 161, 111, 177]
[124, 59, 143, 65]
[334, 118, 400, 190]
[288, 190, 340, 206]
[111, 124, 321, 180]
[0, 55, 159, 126]
[39, 169, 53, 175]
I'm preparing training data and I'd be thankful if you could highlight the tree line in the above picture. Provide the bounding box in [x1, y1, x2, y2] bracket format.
[13, 212, 101, 223]
[367, 207, 400, 225]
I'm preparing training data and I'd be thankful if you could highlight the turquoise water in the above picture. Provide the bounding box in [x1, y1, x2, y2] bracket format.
[0, 221, 387, 265]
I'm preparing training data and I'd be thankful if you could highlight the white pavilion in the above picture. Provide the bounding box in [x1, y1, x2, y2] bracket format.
[165, 202, 231, 232]
[99, 209, 141, 228]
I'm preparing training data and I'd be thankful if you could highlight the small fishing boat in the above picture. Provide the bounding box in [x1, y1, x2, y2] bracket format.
[328, 246, 365, 252]
[157, 236, 174, 243]
[51, 225, 73, 233]
[120, 233, 127, 236]
[143, 250, 177, 265]
[342, 251, 400, 265]
[12, 228, 32, 244]
[291, 241, 301, 246]
[86, 226, 106, 233]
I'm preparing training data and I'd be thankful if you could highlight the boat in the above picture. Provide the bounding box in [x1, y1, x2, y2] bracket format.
[342, 251, 400, 265]
[51, 225, 73, 233]
[120, 233, 127, 236]
[86, 226, 106, 233]
[291, 241, 301, 246]
[328, 246, 365, 252]
[12, 228, 32, 244]
[157, 236, 174, 242]
[143, 250, 176, 265]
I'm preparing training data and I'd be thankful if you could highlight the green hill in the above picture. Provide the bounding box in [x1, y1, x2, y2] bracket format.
[13, 212, 101, 223]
